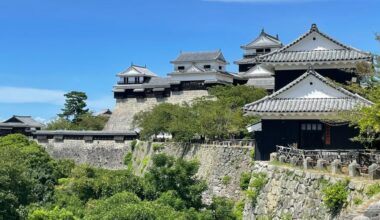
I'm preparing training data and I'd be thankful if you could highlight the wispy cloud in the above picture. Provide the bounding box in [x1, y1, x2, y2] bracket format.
[0, 86, 65, 105]
[204, 0, 327, 3]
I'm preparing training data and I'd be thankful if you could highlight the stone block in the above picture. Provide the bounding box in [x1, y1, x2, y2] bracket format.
[316, 159, 327, 170]
[368, 163, 380, 180]
[352, 215, 371, 220]
[349, 160, 360, 177]
[303, 157, 312, 170]
[270, 152, 278, 162]
[290, 156, 299, 166]
[279, 155, 287, 163]
[331, 159, 341, 175]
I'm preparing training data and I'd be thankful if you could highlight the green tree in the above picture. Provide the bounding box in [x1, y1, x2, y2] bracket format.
[47, 113, 108, 130]
[209, 197, 237, 220]
[145, 154, 207, 210]
[0, 134, 62, 219]
[59, 91, 89, 123]
[28, 207, 78, 220]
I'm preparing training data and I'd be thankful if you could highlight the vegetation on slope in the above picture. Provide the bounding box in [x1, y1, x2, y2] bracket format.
[0, 134, 242, 220]
[133, 85, 267, 142]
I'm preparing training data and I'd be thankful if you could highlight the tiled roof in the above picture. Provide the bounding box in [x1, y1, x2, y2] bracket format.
[2, 116, 43, 127]
[118, 65, 157, 77]
[237, 24, 371, 65]
[244, 98, 367, 113]
[171, 50, 227, 63]
[258, 49, 371, 63]
[244, 69, 372, 114]
[242, 29, 282, 49]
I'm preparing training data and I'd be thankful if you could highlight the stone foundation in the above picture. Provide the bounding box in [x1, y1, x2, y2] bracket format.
[104, 90, 209, 131]
[37, 139, 253, 203]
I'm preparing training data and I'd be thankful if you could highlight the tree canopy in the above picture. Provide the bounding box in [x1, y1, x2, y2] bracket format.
[47, 91, 108, 130]
[0, 134, 242, 219]
[133, 85, 267, 141]
[59, 91, 89, 123]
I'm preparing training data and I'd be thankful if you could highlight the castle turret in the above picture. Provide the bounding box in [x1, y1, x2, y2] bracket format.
[236, 29, 283, 73]
[168, 50, 235, 87]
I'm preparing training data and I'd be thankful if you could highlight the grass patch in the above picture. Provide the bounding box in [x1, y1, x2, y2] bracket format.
[222, 175, 231, 185]
[280, 212, 292, 220]
[152, 143, 164, 151]
[353, 197, 363, 206]
[365, 183, 380, 198]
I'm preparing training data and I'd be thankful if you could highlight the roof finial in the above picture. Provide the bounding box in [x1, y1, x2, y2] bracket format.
[131, 62, 134, 67]
[276, 34, 279, 40]
[261, 28, 265, 35]
[144, 64, 147, 68]
[310, 23, 318, 32]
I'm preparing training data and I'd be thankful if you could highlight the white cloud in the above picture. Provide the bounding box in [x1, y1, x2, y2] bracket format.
[0, 86, 65, 104]
[204, 0, 327, 3]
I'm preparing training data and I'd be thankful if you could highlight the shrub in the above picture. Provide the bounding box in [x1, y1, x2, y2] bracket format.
[222, 175, 231, 185]
[280, 212, 292, 220]
[240, 172, 251, 190]
[29, 207, 78, 220]
[153, 143, 164, 151]
[210, 197, 236, 220]
[250, 148, 255, 161]
[353, 197, 363, 206]
[322, 179, 349, 211]
[130, 140, 137, 151]
[247, 172, 267, 205]
[233, 200, 244, 220]
[365, 183, 380, 198]
[124, 152, 133, 166]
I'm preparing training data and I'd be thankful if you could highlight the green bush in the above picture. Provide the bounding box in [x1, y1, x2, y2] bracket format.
[130, 140, 137, 151]
[353, 197, 363, 206]
[322, 179, 349, 211]
[210, 197, 237, 220]
[250, 148, 255, 161]
[29, 207, 78, 220]
[153, 143, 164, 151]
[246, 172, 267, 205]
[365, 183, 380, 198]
[222, 175, 231, 185]
[280, 212, 292, 220]
[233, 200, 245, 220]
[240, 172, 251, 190]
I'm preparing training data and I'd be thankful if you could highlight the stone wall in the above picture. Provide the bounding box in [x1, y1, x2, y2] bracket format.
[104, 90, 209, 131]
[243, 161, 380, 220]
[37, 139, 253, 203]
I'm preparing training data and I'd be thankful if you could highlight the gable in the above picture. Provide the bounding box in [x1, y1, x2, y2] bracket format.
[125, 68, 140, 75]
[285, 31, 345, 51]
[4, 117, 23, 124]
[248, 35, 280, 48]
[276, 74, 349, 99]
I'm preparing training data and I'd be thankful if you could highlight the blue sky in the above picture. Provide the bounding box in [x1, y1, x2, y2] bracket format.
[0, 0, 379, 122]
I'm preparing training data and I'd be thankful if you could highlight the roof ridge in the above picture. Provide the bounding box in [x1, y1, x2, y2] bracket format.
[243, 69, 371, 112]
[258, 24, 369, 61]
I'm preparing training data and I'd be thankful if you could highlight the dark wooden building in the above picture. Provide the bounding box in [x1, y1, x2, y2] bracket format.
[244, 70, 372, 160]
[235, 24, 372, 92]
[0, 116, 43, 137]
